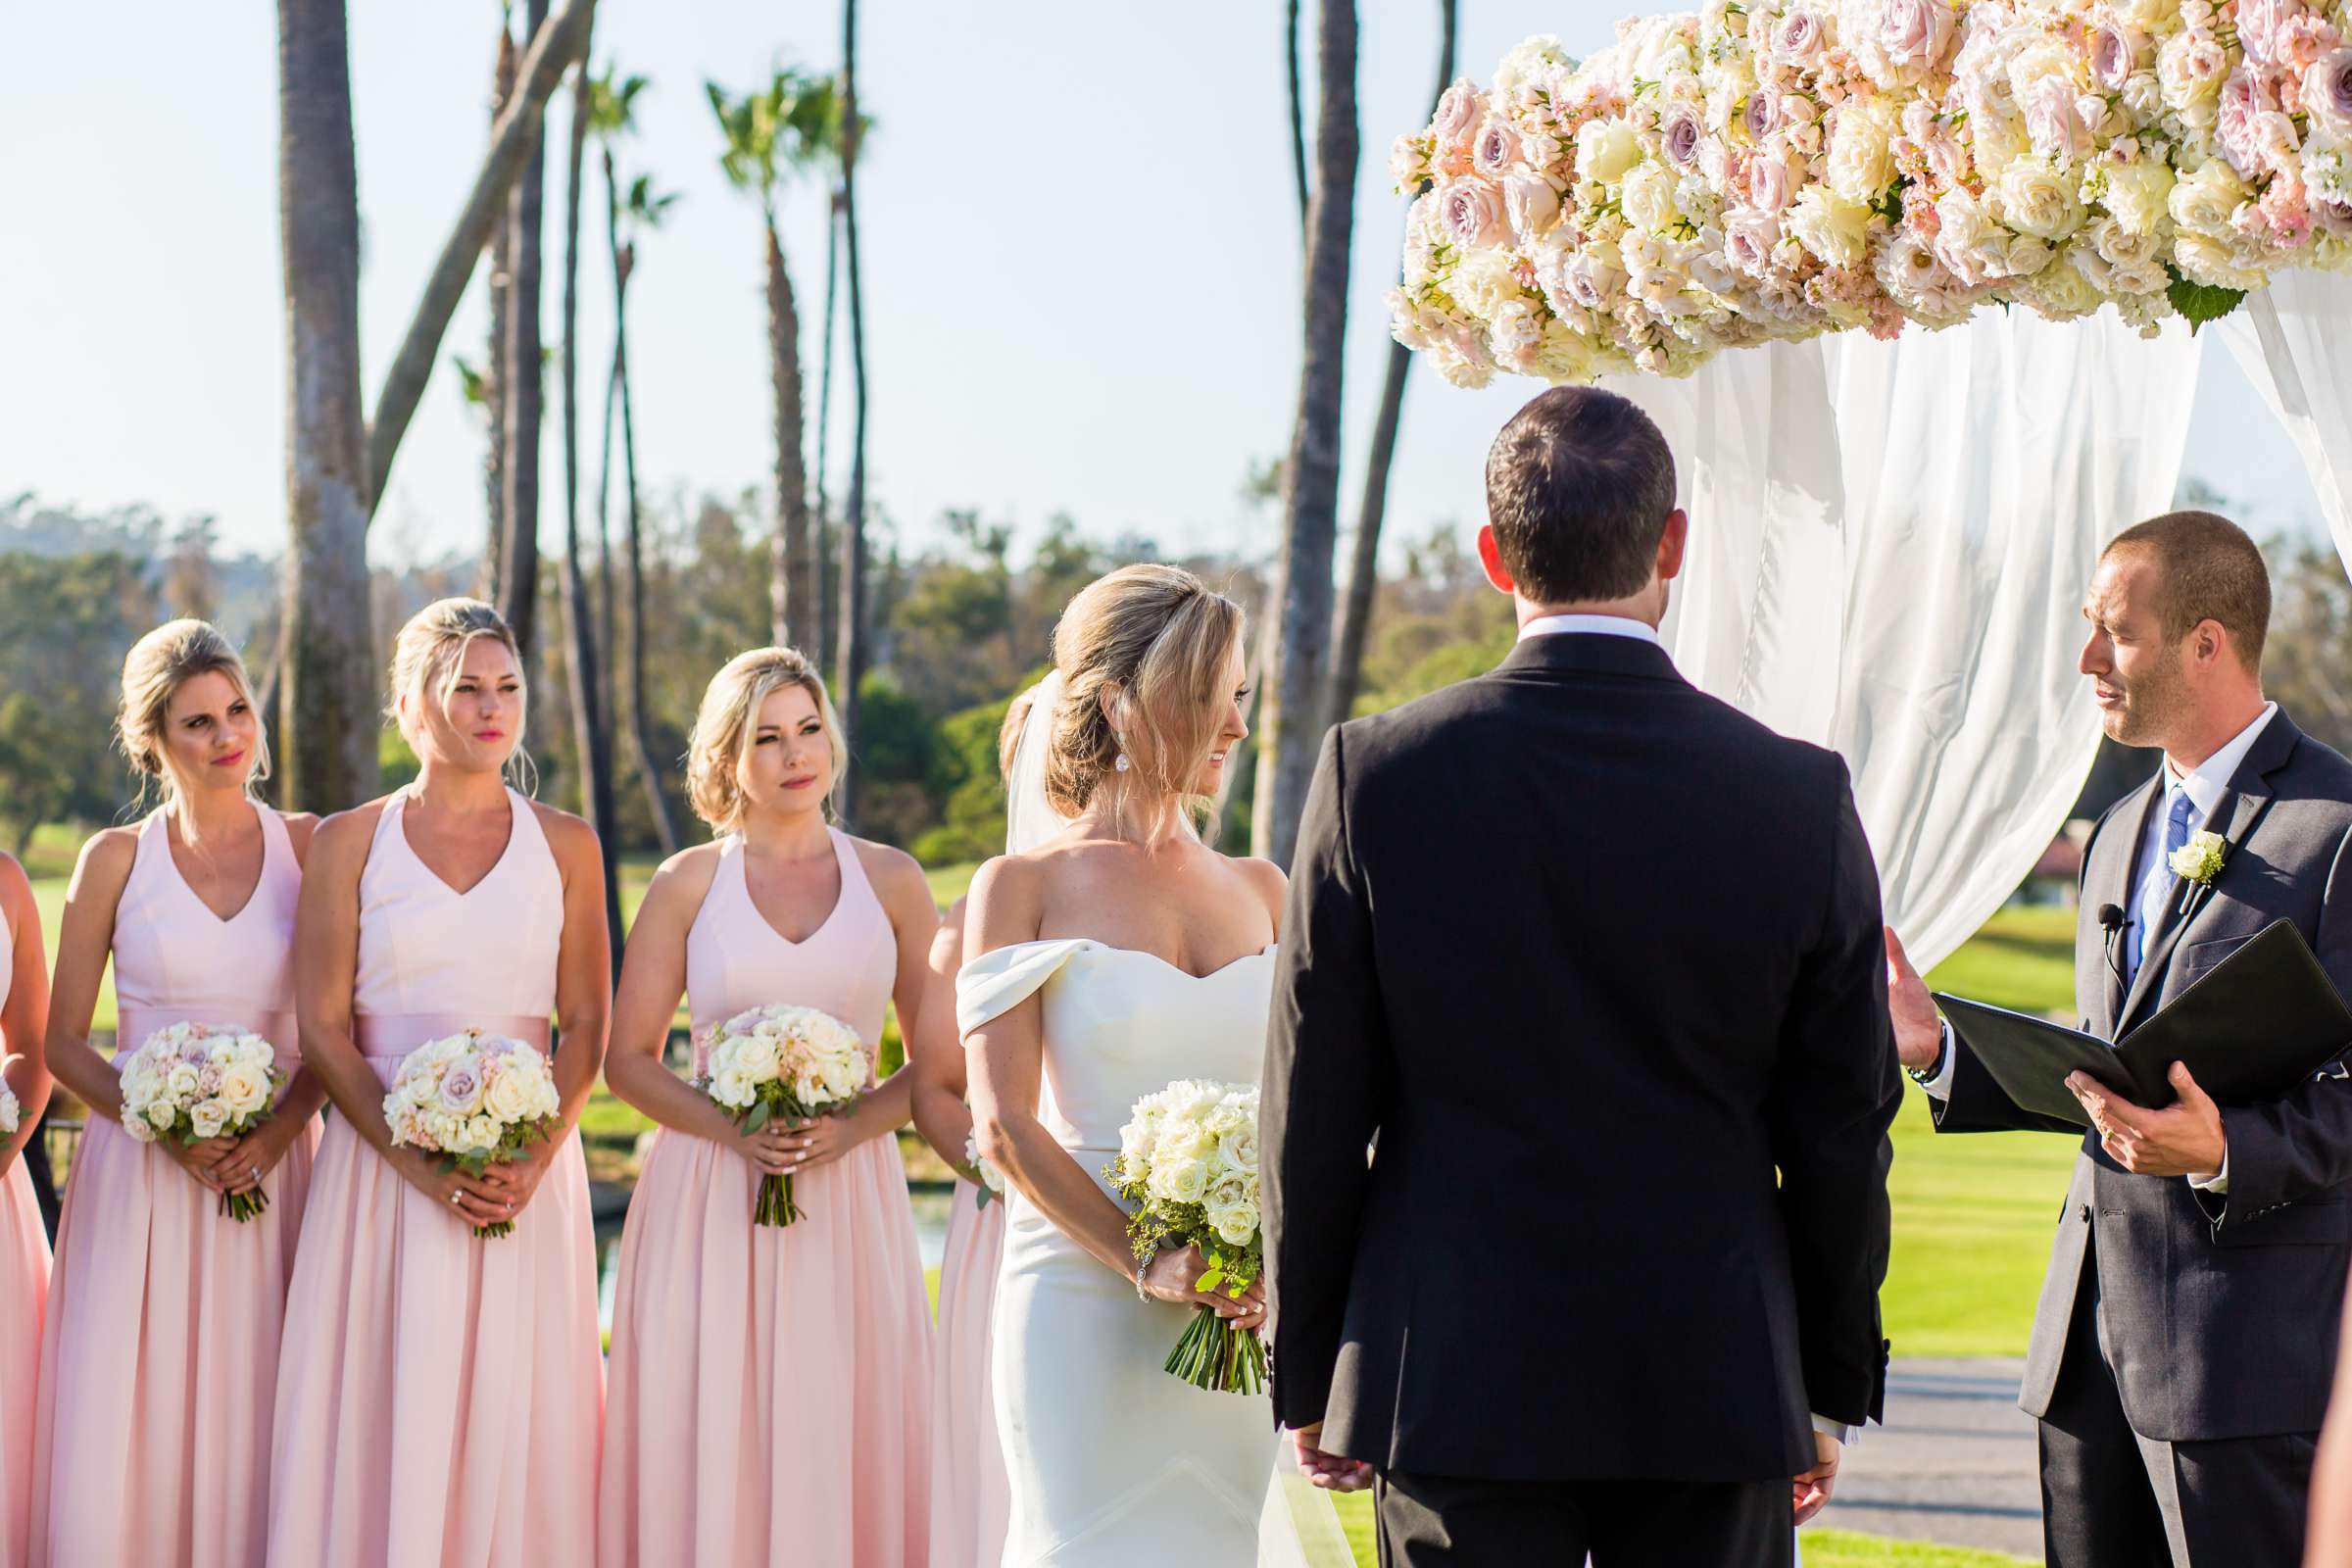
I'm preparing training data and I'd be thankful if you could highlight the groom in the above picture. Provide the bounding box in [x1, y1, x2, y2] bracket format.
[1261, 386, 1901, 1565]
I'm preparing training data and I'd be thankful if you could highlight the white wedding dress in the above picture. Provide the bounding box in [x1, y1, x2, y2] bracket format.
[956, 937, 1351, 1568]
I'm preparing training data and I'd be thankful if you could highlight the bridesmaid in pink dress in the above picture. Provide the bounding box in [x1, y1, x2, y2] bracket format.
[1, 853, 53, 1568]
[269, 599, 610, 1568]
[908, 684, 1039, 1568]
[32, 620, 323, 1568]
[598, 647, 938, 1568]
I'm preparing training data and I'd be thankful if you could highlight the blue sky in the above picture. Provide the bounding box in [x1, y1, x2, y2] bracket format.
[0, 0, 2324, 568]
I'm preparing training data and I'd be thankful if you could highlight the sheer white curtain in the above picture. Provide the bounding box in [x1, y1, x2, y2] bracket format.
[2217, 270, 2352, 577]
[1617, 312, 2202, 970]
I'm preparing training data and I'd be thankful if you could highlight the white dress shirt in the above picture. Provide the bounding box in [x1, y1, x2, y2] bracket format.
[1524, 611, 1858, 1443]
[1922, 703, 2278, 1196]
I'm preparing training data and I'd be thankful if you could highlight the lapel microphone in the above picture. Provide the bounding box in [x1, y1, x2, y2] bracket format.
[2097, 903, 2129, 992]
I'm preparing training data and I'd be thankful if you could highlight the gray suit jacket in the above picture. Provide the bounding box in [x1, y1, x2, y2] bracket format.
[1936, 708, 2352, 1441]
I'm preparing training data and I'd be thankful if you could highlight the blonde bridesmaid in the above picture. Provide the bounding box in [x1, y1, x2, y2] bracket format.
[32, 622, 322, 1568]
[268, 599, 609, 1568]
[598, 647, 937, 1568]
[1, 853, 51, 1568]
[909, 689, 1038, 1568]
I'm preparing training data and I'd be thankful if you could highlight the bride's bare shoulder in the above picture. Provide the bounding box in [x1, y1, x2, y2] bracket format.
[1220, 854, 1288, 926]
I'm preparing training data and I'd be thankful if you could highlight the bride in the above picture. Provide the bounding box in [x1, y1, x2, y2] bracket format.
[956, 564, 1351, 1568]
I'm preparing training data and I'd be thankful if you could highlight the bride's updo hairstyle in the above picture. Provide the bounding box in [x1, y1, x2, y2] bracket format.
[685, 646, 847, 832]
[117, 618, 271, 808]
[1044, 564, 1242, 840]
[386, 597, 534, 790]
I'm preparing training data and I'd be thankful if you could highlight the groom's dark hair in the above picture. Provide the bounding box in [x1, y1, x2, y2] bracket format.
[1485, 387, 1677, 604]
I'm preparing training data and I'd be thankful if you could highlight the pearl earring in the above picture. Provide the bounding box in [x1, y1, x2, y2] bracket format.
[1113, 733, 1131, 773]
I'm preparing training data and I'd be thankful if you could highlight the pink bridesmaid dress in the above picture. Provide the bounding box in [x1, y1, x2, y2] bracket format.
[929, 1178, 1008, 1568]
[268, 787, 602, 1568]
[1, 912, 50, 1568]
[598, 829, 933, 1567]
[29, 805, 316, 1568]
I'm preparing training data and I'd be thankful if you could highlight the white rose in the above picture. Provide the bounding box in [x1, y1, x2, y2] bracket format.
[1621, 162, 1682, 231]
[483, 1066, 537, 1124]
[1827, 101, 1898, 203]
[217, 1064, 270, 1118]
[731, 1032, 782, 1081]
[1576, 120, 1643, 185]
[1446, 248, 1523, 320]
[2173, 228, 2269, 287]
[1156, 1154, 1212, 1206]
[1503, 174, 1562, 243]
[2168, 157, 2248, 234]
[465, 1113, 501, 1153]
[189, 1101, 228, 1140]
[167, 1063, 201, 1100]
[2103, 159, 2177, 234]
[2020, 253, 2107, 318]
[710, 1069, 754, 1109]
[1994, 158, 2086, 239]
[1787, 185, 1872, 267]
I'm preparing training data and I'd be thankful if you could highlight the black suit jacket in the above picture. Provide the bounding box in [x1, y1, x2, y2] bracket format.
[1261, 632, 1902, 1483]
[1936, 708, 2352, 1441]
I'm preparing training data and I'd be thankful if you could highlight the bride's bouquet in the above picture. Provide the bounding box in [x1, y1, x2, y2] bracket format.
[0, 1054, 21, 1137]
[962, 1130, 1007, 1211]
[697, 1004, 870, 1228]
[119, 1022, 286, 1221]
[383, 1029, 562, 1239]
[1106, 1078, 1269, 1395]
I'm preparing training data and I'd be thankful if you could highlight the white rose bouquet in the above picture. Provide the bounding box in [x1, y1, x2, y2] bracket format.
[118, 1021, 286, 1221]
[962, 1130, 1007, 1211]
[0, 1054, 22, 1137]
[382, 1029, 562, 1239]
[696, 1004, 871, 1228]
[1105, 1078, 1268, 1395]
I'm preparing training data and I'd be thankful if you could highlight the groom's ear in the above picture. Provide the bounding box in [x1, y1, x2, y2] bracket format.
[1655, 509, 1690, 584]
[1475, 524, 1517, 596]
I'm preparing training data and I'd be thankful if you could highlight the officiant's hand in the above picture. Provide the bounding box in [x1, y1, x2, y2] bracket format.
[1884, 928, 1943, 1072]
[2067, 1063, 2228, 1180]
[1290, 1422, 1374, 1493]
[1791, 1430, 1841, 1525]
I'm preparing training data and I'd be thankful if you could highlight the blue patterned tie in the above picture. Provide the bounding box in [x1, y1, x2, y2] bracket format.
[2128, 789, 2198, 987]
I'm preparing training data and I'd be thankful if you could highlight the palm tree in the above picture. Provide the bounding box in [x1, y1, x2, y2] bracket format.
[709, 70, 842, 654]
[1323, 0, 1456, 734]
[557, 21, 621, 958]
[1253, 0, 1358, 865]
[497, 0, 552, 662]
[833, 0, 870, 827]
[591, 68, 683, 855]
[277, 0, 374, 810]
[812, 193, 843, 663]
[482, 7, 517, 599]
[1286, 0, 1309, 232]
[585, 67, 648, 742]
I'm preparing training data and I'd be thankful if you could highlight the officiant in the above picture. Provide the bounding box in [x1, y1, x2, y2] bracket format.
[1886, 511, 2352, 1568]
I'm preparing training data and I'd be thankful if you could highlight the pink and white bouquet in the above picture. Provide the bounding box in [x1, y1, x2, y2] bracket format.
[1390, 0, 2352, 383]
[696, 1004, 871, 1228]
[0, 1054, 22, 1137]
[118, 1021, 285, 1221]
[1105, 1079, 1269, 1395]
[383, 1029, 562, 1239]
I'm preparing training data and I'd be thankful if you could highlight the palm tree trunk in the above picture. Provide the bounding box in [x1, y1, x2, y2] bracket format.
[365, 0, 594, 514]
[1322, 0, 1455, 735]
[1252, 0, 1357, 867]
[813, 195, 841, 663]
[1286, 0, 1309, 234]
[594, 278, 618, 741]
[612, 227, 679, 856]
[277, 0, 376, 811]
[766, 220, 814, 650]
[559, 33, 621, 957]
[833, 0, 869, 828]
[482, 23, 516, 601]
[499, 0, 551, 661]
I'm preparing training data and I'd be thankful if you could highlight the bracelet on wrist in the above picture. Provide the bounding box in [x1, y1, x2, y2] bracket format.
[1133, 1240, 1163, 1301]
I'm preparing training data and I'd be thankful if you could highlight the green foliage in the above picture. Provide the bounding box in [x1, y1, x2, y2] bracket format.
[909, 687, 1026, 868]
[2164, 262, 2246, 332]
[0, 549, 155, 846]
[706, 69, 849, 213]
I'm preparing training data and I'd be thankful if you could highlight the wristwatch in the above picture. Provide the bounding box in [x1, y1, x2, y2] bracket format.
[1906, 1023, 1949, 1087]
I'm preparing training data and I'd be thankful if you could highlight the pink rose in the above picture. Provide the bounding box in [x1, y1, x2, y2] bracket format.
[2235, 0, 2303, 66]
[2252, 108, 2301, 172]
[1503, 174, 1562, 242]
[439, 1063, 483, 1113]
[1438, 178, 1511, 248]
[2027, 75, 2092, 162]
[1747, 154, 1798, 213]
[1432, 78, 1482, 145]
[2259, 172, 2314, 244]
[198, 1066, 223, 1097]
[2277, 17, 2340, 74]
[1726, 209, 1787, 274]
[1773, 8, 1828, 67]
[1561, 249, 1624, 308]
[2217, 68, 2274, 175]
[2092, 18, 2148, 89]
[1880, 0, 1957, 73]
[2310, 48, 2352, 134]
[1473, 119, 1520, 178]
[2316, 198, 2352, 237]
[1745, 88, 1781, 141]
[1662, 102, 1705, 168]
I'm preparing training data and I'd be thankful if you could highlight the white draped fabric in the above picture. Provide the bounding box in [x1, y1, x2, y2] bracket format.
[2218, 270, 2352, 580]
[1612, 312, 2202, 971]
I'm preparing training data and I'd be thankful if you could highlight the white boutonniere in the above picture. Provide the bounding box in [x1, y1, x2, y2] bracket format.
[2169, 828, 2228, 889]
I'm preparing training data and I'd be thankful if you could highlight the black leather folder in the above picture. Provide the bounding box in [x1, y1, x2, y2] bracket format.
[1933, 918, 2352, 1127]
